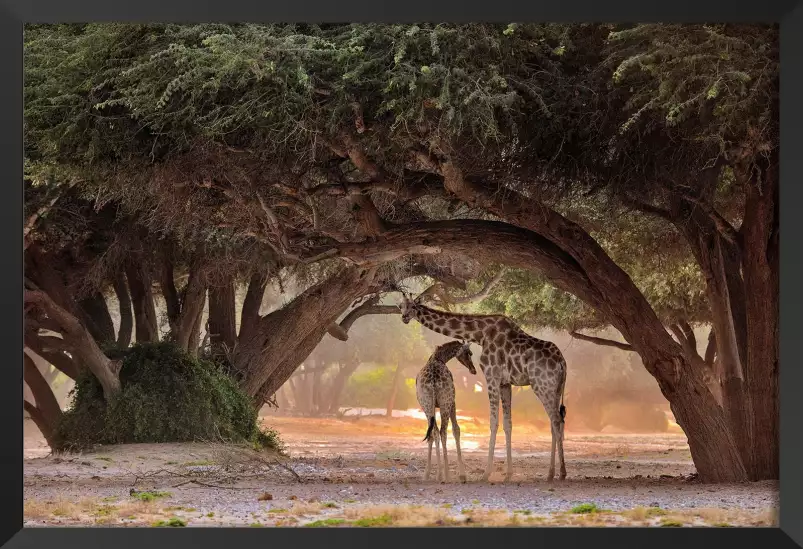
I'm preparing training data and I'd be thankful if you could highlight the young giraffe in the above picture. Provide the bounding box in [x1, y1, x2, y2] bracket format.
[400, 295, 568, 482]
[416, 340, 477, 483]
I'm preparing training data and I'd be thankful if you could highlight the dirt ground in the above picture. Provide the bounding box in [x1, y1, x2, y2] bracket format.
[23, 415, 779, 528]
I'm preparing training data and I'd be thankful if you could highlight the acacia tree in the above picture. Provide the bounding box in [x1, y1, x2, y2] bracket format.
[23, 23, 778, 481]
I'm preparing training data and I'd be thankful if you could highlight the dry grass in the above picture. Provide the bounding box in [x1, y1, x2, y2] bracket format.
[343, 504, 453, 527]
[288, 501, 324, 516]
[24, 497, 172, 525]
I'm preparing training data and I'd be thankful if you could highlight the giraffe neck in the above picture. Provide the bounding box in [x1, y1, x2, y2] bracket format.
[413, 306, 489, 345]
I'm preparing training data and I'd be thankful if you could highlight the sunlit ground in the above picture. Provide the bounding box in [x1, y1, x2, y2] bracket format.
[24, 413, 778, 528]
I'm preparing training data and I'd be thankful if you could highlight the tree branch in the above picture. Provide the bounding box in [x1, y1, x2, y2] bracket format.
[570, 331, 634, 351]
[326, 296, 400, 341]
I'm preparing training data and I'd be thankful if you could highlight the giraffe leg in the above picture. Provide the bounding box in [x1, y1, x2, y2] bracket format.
[450, 407, 467, 483]
[547, 419, 557, 483]
[424, 414, 435, 481]
[482, 385, 500, 482]
[439, 408, 450, 483]
[558, 417, 567, 480]
[434, 422, 442, 482]
[500, 384, 513, 482]
[544, 398, 562, 483]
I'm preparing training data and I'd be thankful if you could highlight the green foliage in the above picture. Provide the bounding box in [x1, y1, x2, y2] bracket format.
[151, 517, 187, 527]
[570, 503, 602, 514]
[55, 342, 284, 452]
[340, 365, 416, 410]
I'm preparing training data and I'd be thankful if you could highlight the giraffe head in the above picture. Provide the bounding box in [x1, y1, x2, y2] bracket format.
[398, 293, 422, 324]
[434, 341, 477, 375]
[455, 342, 477, 375]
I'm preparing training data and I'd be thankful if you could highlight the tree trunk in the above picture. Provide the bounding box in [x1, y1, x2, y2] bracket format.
[187, 292, 206, 357]
[740, 160, 779, 480]
[24, 353, 63, 448]
[386, 364, 404, 417]
[175, 268, 207, 352]
[25, 289, 121, 400]
[159, 254, 181, 334]
[126, 263, 159, 343]
[209, 277, 237, 354]
[235, 266, 379, 401]
[79, 292, 116, 345]
[327, 359, 361, 414]
[25, 331, 81, 380]
[239, 272, 268, 342]
[112, 273, 133, 348]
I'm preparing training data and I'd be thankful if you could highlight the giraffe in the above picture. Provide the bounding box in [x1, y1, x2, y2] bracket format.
[416, 340, 477, 483]
[400, 294, 568, 482]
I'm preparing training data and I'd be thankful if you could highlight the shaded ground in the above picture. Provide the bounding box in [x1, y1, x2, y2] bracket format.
[24, 415, 778, 527]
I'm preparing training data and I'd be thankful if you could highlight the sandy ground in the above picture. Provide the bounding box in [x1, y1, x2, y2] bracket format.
[23, 415, 779, 528]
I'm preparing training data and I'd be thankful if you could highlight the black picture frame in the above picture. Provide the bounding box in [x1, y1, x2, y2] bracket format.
[3, 2, 801, 548]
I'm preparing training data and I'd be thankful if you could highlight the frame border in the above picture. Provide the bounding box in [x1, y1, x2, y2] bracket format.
[2, 2, 801, 548]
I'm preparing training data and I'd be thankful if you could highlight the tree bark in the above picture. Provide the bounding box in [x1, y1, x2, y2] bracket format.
[126, 263, 159, 343]
[112, 273, 133, 348]
[78, 292, 116, 345]
[239, 272, 269, 342]
[187, 292, 206, 357]
[159, 254, 181, 334]
[24, 353, 63, 448]
[25, 331, 81, 379]
[740, 158, 779, 480]
[209, 277, 238, 354]
[237, 267, 380, 403]
[25, 289, 121, 400]
[175, 268, 207, 352]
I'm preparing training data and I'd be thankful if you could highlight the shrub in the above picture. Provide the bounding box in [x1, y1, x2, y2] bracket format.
[55, 342, 284, 452]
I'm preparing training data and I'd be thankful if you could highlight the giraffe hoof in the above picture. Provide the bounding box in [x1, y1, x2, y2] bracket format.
[459, 475, 467, 484]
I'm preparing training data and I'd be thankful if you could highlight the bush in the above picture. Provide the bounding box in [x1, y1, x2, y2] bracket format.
[55, 342, 284, 453]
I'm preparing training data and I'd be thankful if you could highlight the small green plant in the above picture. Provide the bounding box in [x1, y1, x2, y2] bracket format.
[441, 503, 453, 509]
[343, 499, 356, 504]
[132, 490, 171, 502]
[152, 517, 186, 527]
[354, 514, 393, 527]
[306, 518, 347, 527]
[322, 502, 338, 508]
[249, 522, 263, 527]
[96, 456, 114, 463]
[659, 518, 684, 527]
[471, 499, 480, 505]
[267, 508, 288, 514]
[514, 509, 532, 515]
[206, 512, 215, 518]
[570, 503, 601, 514]
[712, 522, 733, 527]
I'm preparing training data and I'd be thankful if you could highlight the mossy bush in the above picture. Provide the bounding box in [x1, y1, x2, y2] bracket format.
[55, 342, 284, 453]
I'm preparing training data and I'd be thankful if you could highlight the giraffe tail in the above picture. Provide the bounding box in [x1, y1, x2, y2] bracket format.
[423, 416, 437, 442]
[559, 372, 567, 421]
